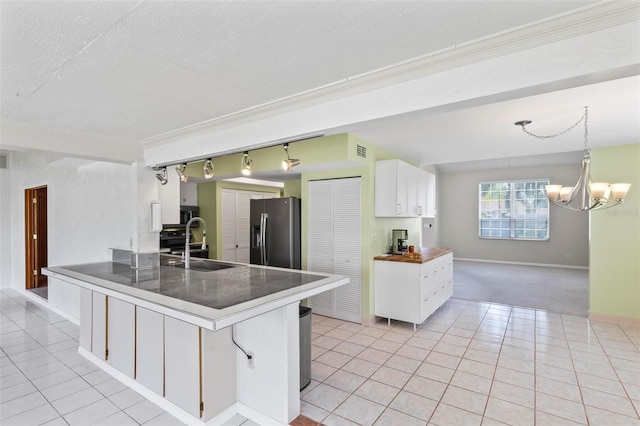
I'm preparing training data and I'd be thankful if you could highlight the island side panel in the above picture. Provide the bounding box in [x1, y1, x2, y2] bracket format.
[92, 292, 107, 360]
[79, 287, 92, 351]
[164, 316, 201, 419]
[235, 303, 300, 424]
[201, 326, 237, 422]
[135, 307, 164, 396]
[107, 298, 135, 378]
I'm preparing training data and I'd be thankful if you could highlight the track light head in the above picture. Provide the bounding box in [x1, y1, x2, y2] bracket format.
[241, 152, 252, 176]
[175, 164, 188, 182]
[203, 159, 215, 179]
[281, 143, 301, 171]
[155, 167, 168, 185]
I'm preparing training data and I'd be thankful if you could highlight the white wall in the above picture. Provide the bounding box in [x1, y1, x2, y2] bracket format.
[8, 151, 136, 314]
[133, 162, 161, 252]
[158, 168, 180, 224]
[0, 160, 12, 288]
[439, 163, 589, 267]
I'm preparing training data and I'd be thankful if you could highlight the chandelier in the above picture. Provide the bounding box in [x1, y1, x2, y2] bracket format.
[515, 106, 630, 211]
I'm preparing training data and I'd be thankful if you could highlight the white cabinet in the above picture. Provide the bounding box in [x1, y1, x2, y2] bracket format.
[201, 327, 236, 422]
[308, 178, 362, 323]
[79, 288, 92, 352]
[375, 159, 433, 217]
[107, 298, 135, 378]
[375, 253, 452, 328]
[165, 316, 201, 418]
[91, 293, 107, 360]
[136, 307, 164, 396]
[425, 171, 437, 218]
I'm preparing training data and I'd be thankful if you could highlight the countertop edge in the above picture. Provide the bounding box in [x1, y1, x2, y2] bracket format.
[373, 247, 454, 264]
[43, 265, 349, 330]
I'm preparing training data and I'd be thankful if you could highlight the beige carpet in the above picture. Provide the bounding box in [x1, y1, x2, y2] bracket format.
[452, 260, 589, 316]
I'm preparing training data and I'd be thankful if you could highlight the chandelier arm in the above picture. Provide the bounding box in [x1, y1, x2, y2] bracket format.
[549, 198, 622, 212]
[519, 107, 588, 140]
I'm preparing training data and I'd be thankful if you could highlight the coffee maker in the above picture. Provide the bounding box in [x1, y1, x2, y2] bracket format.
[391, 229, 408, 254]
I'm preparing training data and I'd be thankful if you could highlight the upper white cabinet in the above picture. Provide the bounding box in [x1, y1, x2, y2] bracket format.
[375, 159, 435, 218]
[425, 171, 437, 218]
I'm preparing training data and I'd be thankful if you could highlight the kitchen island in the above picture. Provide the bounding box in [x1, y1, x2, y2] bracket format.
[374, 247, 453, 330]
[43, 256, 348, 426]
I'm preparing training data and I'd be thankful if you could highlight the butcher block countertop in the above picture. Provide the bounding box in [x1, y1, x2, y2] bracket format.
[374, 247, 453, 264]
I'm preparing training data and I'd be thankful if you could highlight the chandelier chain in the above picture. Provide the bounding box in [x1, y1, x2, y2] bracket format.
[519, 107, 588, 146]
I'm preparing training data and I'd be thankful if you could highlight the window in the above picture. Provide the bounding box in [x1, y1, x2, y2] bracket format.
[479, 179, 549, 241]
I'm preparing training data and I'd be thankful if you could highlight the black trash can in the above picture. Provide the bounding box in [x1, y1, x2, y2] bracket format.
[299, 305, 312, 391]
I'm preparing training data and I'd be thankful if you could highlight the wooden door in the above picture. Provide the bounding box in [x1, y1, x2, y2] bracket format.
[25, 186, 48, 289]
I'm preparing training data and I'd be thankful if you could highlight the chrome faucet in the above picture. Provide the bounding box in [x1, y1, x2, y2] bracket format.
[185, 217, 207, 269]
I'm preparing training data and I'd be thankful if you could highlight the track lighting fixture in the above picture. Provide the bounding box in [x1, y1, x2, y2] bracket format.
[281, 143, 301, 171]
[155, 167, 168, 185]
[241, 152, 252, 176]
[203, 159, 215, 179]
[175, 163, 188, 182]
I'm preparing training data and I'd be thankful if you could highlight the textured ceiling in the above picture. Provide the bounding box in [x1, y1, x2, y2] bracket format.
[1, 0, 638, 170]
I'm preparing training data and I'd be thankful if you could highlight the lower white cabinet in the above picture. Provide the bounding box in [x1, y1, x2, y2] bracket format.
[375, 253, 453, 328]
[79, 288, 92, 352]
[163, 316, 237, 421]
[165, 316, 201, 418]
[91, 292, 107, 360]
[107, 298, 135, 378]
[135, 307, 164, 396]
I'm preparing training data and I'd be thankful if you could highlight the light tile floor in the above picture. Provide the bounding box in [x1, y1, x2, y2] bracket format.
[2, 288, 639, 426]
[302, 299, 640, 426]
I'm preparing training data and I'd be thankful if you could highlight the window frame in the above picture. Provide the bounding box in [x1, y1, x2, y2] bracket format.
[478, 178, 550, 241]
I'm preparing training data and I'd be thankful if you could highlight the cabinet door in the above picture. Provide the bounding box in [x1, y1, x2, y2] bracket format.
[165, 317, 201, 418]
[91, 292, 107, 360]
[221, 189, 237, 261]
[396, 160, 410, 216]
[235, 191, 251, 263]
[374, 160, 398, 217]
[405, 165, 419, 216]
[107, 298, 135, 378]
[425, 171, 437, 217]
[136, 307, 164, 396]
[79, 288, 92, 352]
[416, 169, 428, 217]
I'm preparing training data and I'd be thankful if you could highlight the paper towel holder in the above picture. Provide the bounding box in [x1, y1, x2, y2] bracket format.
[150, 201, 162, 232]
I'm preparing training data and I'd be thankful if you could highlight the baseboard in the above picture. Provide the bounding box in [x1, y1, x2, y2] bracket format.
[361, 315, 376, 327]
[454, 257, 589, 270]
[589, 312, 640, 325]
[22, 288, 80, 326]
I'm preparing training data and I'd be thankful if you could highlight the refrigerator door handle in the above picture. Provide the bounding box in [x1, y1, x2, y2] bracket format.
[260, 213, 268, 265]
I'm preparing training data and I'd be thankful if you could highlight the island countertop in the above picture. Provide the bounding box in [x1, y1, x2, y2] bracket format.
[374, 247, 453, 264]
[43, 257, 348, 331]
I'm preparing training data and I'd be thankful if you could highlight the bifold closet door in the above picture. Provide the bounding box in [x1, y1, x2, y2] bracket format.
[307, 178, 361, 323]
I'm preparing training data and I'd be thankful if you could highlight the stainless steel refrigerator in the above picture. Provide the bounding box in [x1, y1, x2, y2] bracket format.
[250, 197, 301, 269]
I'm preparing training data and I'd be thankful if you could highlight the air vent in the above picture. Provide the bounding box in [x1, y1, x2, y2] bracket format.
[0, 154, 7, 169]
[356, 144, 367, 159]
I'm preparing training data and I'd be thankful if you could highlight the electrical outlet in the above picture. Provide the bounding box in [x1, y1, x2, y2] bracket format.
[566, 253, 573, 259]
[371, 233, 377, 242]
[247, 352, 255, 369]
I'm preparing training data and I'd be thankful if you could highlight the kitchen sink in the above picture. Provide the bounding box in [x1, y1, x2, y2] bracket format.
[161, 256, 239, 272]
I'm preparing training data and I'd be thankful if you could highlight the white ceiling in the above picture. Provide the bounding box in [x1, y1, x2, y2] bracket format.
[1, 1, 639, 172]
